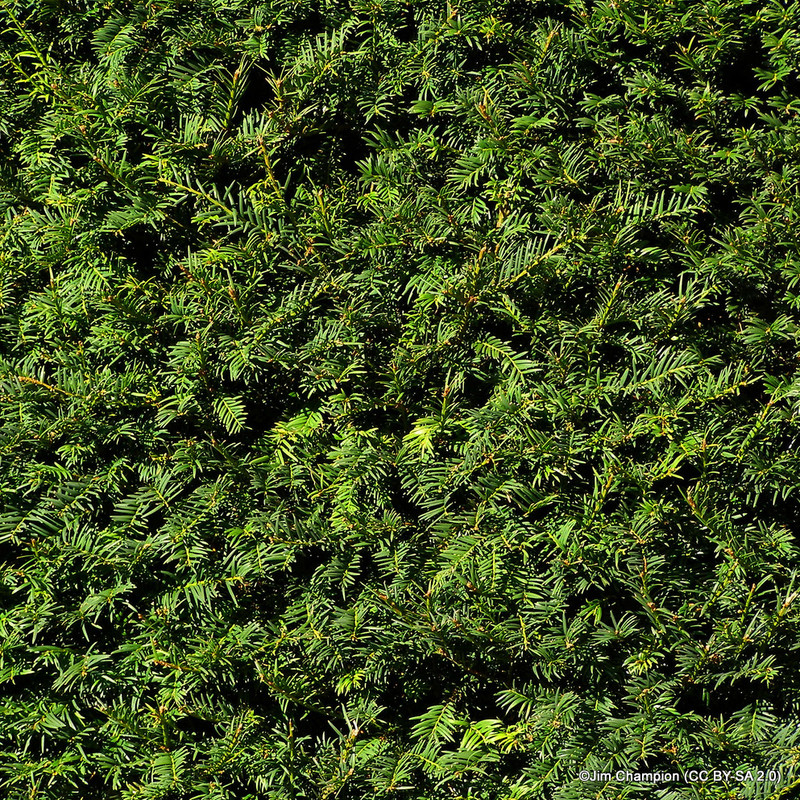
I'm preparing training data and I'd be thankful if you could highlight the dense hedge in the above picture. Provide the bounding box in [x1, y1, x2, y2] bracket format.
[2, 0, 800, 798]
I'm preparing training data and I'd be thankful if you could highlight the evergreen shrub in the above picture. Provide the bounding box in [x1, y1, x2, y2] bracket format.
[1, 0, 800, 797]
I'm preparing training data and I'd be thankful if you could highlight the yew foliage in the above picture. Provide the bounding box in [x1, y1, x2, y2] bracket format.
[2, 0, 800, 798]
